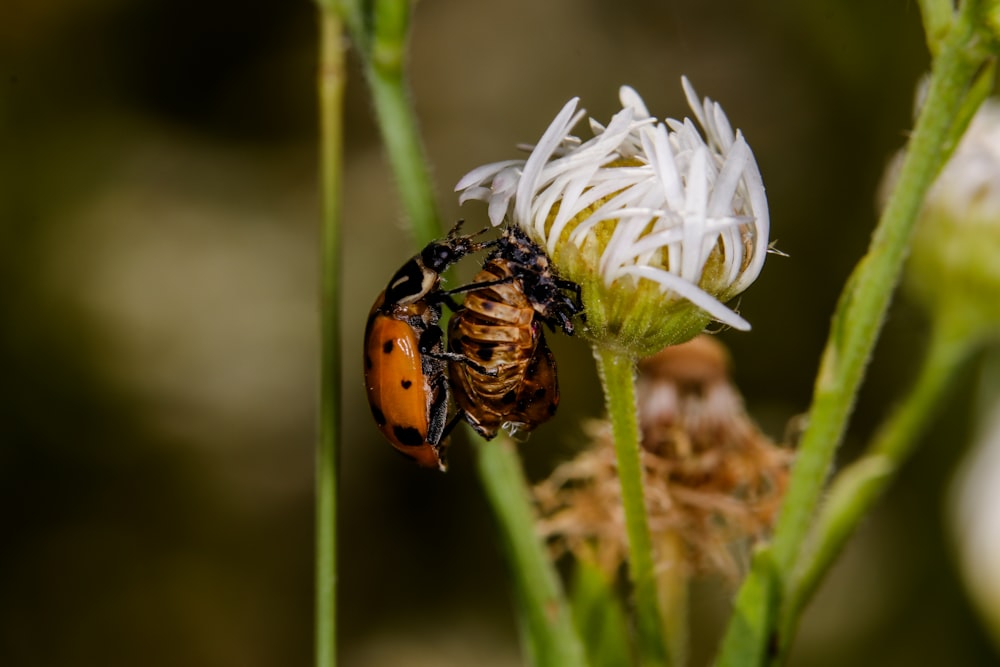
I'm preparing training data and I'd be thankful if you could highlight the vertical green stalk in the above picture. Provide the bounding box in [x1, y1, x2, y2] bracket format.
[473, 436, 588, 667]
[655, 532, 689, 667]
[716, 3, 993, 664]
[316, 7, 345, 667]
[595, 347, 671, 667]
[338, 3, 585, 665]
[366, 0, 441, 247]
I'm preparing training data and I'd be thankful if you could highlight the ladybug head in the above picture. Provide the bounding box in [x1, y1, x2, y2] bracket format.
[420, 237, 471, 273]
[420, 220, 493, 273]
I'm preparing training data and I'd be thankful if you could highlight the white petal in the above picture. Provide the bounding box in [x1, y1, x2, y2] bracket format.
[515, 98, 586, 233]
[616, 265, 751, 330]
[619, 85, 652, 118]
[643, 123, 685, 211]
[729, 132, 770, 294]
[681, 147, 710, 282]
[681, 76, 707, 131]
[458, 186, 493, 205]
[455, 159, 522, 191]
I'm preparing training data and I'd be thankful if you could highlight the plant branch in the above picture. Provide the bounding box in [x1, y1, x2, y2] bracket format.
[715, 4, 993, 664]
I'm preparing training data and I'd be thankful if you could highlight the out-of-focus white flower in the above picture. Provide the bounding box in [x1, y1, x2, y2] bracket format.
[902, 98, 1000, 341]
[457, 79, 770, 355]
[951, 357, 1000, 651]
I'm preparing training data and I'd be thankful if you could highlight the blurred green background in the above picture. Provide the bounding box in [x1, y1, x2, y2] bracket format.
[2, 0, 997, 665]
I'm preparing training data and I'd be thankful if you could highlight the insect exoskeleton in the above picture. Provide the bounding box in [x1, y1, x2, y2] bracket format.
[447, 226, 583, 439]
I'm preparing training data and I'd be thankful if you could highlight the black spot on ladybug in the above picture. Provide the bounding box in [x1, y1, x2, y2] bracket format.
[370, 404, 387, 426]
[365, 354, 373, 370]
[478, 348, 494, 362]
[382, 339, 394, 354]
[481, 301, 494, 311]
[533, 388, 546, 400]
[393, 425, 424, 447]
[501, 390, 516, 405]
[401, 379, 413, 390]
[548, 402, 558, 415]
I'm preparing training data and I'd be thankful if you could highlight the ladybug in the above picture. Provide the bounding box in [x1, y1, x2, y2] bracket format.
[363, 222, 489, 470]
[447, 226, 583, 440]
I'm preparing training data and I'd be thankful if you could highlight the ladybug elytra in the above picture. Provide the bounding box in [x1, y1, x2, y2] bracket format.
[363, 222, 488, 470]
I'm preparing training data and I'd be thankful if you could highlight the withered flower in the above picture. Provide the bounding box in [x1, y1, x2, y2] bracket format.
[534, 336, 791, 581]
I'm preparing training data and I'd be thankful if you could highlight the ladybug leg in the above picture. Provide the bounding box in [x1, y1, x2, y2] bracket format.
[418, 325, 498, 376]
[439, 411, 465, 442]
[439, 276, 515, 297]
[426, 348, 498, 376]
[554, 277, 583, 301]
[431, 276, 517, 311]
[438, 293, 463, 313]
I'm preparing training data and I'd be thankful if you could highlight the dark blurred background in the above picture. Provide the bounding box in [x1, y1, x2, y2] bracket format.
[2, 0, 997, 665]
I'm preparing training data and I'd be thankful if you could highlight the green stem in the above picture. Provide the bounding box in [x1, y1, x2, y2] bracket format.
[779, 319, 976, 658]
[341, 3, 584, 665]
[473, 435, 588, 667]
[918, 0, 956, 54]
[368, 68, 442, 247]
[316, 8, 345, 667]
[595, 347, 670, 667]
[656, 532, 689, 667]
[716, 6, 991, 665]
[342, 0, 441, 248]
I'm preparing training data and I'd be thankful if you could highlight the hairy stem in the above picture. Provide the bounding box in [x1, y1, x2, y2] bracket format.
[716, 4, 993, 664]
[474, 436, 588, 667]
[595, 347, 671, 667]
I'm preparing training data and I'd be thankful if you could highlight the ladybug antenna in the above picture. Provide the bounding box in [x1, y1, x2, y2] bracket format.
[445, 219, 467, 239]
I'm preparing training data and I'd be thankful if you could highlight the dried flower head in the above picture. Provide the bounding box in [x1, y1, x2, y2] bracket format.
[533, 336, 790, 581]
[457, 80, 770, 356]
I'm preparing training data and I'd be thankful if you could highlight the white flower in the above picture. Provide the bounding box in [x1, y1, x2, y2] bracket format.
[456, 78, 770, 350]
[951, 372, 1000, 650]
[902, 98, 1000, 341]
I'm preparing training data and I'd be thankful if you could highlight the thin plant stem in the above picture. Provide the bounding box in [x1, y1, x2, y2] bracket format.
[716, 4, 994, 664]
[473, 436, 588, 667]
[366, 0, 441, 247]
[340, 3, 585, 664]
[778, 318, 976, 659]
[655, 531, 689, 667]
[315, 7, 346, 667]
[594, 347, 671, 667]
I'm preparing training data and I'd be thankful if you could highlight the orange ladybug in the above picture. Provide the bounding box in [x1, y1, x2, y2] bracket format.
[447, 226, 582, 439]
[363, 222, 487, 470]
